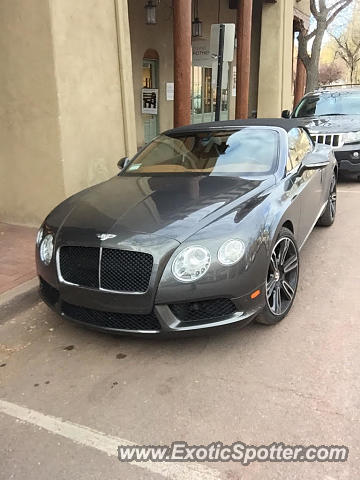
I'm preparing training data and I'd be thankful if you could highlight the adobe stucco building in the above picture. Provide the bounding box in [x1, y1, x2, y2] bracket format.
[0, 0, 309, 226]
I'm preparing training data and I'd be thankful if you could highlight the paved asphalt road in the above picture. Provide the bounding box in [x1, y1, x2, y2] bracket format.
[1, 182, 360, 480]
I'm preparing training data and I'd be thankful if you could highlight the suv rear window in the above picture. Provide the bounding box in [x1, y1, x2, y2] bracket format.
[294, 92, 360, 117]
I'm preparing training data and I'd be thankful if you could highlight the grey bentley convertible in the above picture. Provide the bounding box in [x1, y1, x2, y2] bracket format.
[36, 119, 337, 335]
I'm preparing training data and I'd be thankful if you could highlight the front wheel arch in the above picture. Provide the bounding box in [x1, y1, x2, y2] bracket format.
[281, 220, 294, 234]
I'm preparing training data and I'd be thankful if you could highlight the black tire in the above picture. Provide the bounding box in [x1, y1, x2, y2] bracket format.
[317, 173, 337, 227]
[256, 227, 299, 326]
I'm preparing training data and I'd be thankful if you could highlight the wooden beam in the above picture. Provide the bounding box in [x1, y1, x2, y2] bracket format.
[235, 0, 253, 118]
[173, 0, 192, 128]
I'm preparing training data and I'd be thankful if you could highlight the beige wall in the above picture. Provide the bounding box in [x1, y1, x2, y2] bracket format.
[0, 0, 136, 225]
[294, 0, 310, 18]
[0, 0, 65, 226]
[257, 0, 295, 117]
[50, 0, 136, 198]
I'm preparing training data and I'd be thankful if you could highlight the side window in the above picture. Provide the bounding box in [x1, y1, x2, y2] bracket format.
[287, 128, 302, 173]
[300, 129, 314, 153]
[286, 128, 313, 174]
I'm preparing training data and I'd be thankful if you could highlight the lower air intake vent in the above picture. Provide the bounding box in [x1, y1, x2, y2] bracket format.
[62, 302, 161, 331]
[170, 298, 236, 322]
[39, 277, 59, 306]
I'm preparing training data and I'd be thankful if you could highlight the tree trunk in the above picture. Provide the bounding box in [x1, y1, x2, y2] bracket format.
[306, 68, 319, 92]
[305, 22, 327, 92]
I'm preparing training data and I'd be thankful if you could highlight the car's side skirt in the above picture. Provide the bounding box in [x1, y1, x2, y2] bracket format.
[299, 201, 328, 251]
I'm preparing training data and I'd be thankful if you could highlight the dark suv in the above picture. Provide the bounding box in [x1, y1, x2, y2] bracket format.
[283, 87, 360, 180]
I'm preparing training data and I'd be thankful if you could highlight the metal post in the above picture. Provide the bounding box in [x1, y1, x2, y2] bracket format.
[215, 24, 225, 122]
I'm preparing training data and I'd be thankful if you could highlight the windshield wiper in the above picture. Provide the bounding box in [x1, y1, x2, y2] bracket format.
[318, 113, 347, 116]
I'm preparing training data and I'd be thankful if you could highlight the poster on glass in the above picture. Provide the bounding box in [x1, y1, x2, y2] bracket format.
[142, 88, 158, 115]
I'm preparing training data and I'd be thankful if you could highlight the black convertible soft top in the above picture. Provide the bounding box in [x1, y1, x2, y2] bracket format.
[164, 118, 307, 136]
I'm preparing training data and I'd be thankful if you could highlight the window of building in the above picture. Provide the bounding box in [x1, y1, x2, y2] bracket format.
[142, 52, 159, 144]
[191, 66, 230, 124]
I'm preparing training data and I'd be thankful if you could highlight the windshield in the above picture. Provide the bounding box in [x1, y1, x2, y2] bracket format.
[294, 92, 360, 117]
[123, 128, 279, 177]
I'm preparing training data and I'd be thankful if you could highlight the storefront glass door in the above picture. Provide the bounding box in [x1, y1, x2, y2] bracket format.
[143, 59, 159, 144]
[191, 66, 229, 124]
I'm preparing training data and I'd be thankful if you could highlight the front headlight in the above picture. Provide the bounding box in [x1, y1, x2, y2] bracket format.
[36, 227, 44, 246]
[343, 131, 360, 144]
[218, 239, 245, 265]
[172, 246, 211, 283]
[40, 234, 54, 265]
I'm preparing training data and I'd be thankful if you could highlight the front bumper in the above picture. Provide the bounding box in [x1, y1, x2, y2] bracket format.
[335, 144, 360, 177]
[39, 276, 264, 335]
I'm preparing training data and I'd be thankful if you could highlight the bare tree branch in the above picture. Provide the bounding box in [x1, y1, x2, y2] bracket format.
[299, 0, 354, 92]
[319, 0, 328, 12]
[328, 25, 360, 83]
[310, 0, 320, 18]
[328, 0, 349, 13]
[305, 29, 318, 41]
[326, 0, 353, 26]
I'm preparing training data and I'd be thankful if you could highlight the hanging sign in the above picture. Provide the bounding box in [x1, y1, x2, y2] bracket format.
[210, 24, 236, 62]
[142, 88, 158, 114]
[192, 39, 214, 67]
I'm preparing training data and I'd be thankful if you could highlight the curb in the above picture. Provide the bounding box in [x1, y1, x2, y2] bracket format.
[0, 278, 39, 324]
[0, 278, 38, 307]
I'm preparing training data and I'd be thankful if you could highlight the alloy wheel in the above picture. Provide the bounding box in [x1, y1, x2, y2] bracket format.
[266, 237, 299, 316]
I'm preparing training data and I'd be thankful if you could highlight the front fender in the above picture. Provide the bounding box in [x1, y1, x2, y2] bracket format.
[156, 198, 272, 304]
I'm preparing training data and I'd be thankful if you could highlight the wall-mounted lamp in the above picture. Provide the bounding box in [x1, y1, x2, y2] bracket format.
[192, 0, 202, 37]
[145, 0, 157, 25]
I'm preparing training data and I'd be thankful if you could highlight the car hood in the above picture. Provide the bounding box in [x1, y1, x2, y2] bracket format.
[50, 174, 274, 244]
[302, 115, 360, 134]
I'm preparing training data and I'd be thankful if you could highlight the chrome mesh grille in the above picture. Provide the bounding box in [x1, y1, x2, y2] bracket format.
[100, 248, 153, 293]
[58, 246, 153, 293]
[59, 246, 100, 288]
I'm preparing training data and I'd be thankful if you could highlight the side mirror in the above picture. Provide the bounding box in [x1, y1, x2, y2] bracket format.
[117, 157, 130, 170]
[282, 110, 291, 119]
[301, 155, 330, 172]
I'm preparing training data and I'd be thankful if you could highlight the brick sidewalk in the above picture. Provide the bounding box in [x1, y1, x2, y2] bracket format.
[0, 223, 37, 295]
